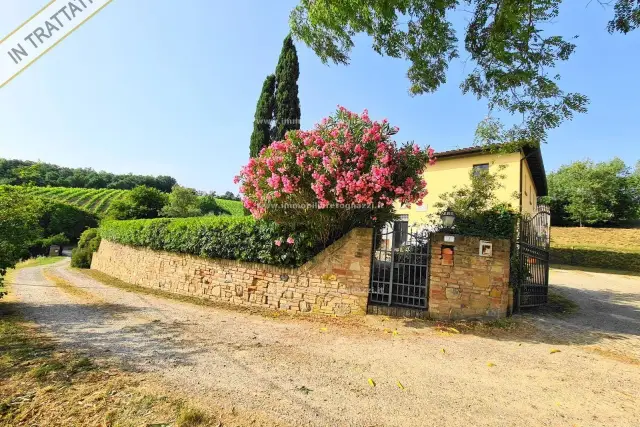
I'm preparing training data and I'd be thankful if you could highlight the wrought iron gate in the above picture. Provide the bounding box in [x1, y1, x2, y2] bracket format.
[515, 206, 551, 309]
[368, 220, 431, 317]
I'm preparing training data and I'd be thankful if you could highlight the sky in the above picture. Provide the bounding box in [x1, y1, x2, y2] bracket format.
[1, 0, 638, 193]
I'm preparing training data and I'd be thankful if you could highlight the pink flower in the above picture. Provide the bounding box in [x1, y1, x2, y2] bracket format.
[286, 237, 295, 245]
[274, 240, 282, 247]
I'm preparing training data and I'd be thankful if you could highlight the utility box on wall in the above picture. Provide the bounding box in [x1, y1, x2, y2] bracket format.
[428, 234, 511, 320]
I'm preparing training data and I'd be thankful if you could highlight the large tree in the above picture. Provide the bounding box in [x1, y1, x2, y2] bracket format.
[290, 1, 638, 148]
[0, 187, 43, 292]
[249, 74, 276, 158]
[543, 158, 640, 226]
[274, 35, 301, 141]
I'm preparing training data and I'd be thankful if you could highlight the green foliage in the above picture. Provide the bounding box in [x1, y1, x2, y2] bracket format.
[107, 185, 168, 220]
[71, 228, 102, 269]
[99, 217, 319, 267]
[0, 187, 43, 291]
[7, 185, 128, 216]
[551, 247, 640, 273]
[542, 158, 640, 226]
[250, 75, 277, 158]
[36, 201, 99, 242]
[0, 158, 177, 192]
[214, 198, 246, 217]
[274, 35, 301, 141]
[197, 193, 220, 215]
[36, 233, 70, 249]
[290, 1, 635, 147]
[161, 185, 202, 218]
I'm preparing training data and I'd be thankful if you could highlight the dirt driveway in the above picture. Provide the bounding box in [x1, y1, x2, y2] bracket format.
[9, 260, 640, 426]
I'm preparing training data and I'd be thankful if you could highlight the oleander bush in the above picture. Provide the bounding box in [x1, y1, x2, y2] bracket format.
[236, 107, 435, 243]
[99, 216, 319, 267]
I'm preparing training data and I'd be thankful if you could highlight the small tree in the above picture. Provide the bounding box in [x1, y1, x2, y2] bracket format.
[198, 192, 220, 215]
[107, 185, 168, 220]
[250, 75, 277, 158]
[236, 107, 435, 243]
[274, 35, 301, 141]
[161, 185, 202, 218]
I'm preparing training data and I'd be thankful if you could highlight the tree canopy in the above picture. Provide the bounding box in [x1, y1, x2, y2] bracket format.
[0, 187, 43, 291]
[274, 34, 302, 141]
[250, 74, 277, 158]
[542, 158, 640, 226]
[0, 158, 177, 192]
[290, 0, 638, 147]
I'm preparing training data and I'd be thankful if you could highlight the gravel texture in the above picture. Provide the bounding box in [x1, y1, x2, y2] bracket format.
[10, 259, 640, 427]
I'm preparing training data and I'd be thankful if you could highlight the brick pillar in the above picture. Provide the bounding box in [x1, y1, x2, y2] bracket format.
[428, 233, 511, 320]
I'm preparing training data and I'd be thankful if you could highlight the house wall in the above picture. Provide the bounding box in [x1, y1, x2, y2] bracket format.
[395, 151, 522, 224]
[521, 157, 538, 216]
[91, 228, 373, 316]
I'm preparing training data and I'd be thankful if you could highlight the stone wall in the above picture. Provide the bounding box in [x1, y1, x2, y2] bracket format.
[428, 233, 511, 319]
[91, 228, 372, 316]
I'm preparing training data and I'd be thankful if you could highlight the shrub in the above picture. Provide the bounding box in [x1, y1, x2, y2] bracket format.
[236, 107, 435, 243]
[99, 217, 319, 267]
[161, 185, 202, 218]
[107, 185, 168, 220]
[71, 228, 102, 269]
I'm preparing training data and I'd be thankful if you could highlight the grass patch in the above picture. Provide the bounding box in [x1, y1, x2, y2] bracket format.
[176, 407, 213, 427]
[551, 263, 640, 277]
[42, 269, 101, 302]
[0, 306, 220, 426]
[15, 256, 66, 269]
[551, 227, 640, 253]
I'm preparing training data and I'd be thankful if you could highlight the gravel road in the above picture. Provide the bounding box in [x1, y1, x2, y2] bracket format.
[10, 260, 640, 427]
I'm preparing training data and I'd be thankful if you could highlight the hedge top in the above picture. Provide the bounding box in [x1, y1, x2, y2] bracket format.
[98, 216, 319, 267]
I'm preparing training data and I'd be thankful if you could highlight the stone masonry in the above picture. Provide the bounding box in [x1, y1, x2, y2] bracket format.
[91, 228, 372, 316]
[428, 233, 511, 319]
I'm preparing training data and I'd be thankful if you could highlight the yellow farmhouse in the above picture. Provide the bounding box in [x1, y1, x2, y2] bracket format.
[395, 144, 548, 224]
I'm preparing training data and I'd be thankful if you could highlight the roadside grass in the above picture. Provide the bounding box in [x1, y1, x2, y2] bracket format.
[1, 257, 65, 296]
[15, 256, 66, 269]
[42, 268, 101, 302]
[551, 263, 640, 278]
[0, 266, 219, 427]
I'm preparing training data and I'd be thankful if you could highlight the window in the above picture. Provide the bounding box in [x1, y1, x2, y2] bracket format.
[529, 185, 533, 205]
[393, 214, 409, 247]
[472, 163, 489, 176]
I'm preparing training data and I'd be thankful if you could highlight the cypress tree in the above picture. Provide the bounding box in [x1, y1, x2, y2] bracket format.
[249, 74, 276, 158]
[274, 35, 301, 141]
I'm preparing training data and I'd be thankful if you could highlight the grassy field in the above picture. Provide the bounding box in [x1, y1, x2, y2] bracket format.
[550, 227, 640, 272]
[551, 227, 640, 253]
[3, 185, 246, 218]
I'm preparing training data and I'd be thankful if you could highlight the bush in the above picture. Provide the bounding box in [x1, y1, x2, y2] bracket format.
[453, 204, 518, 240]
[99, 217, 319, 267]
[107, 185, 168, 220]
[236, 107, 435, 243]
[71, 228, 102, 269]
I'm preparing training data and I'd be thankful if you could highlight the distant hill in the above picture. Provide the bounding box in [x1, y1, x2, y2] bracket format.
[0, 158, 177, 192]
[7, 185, 246, 218]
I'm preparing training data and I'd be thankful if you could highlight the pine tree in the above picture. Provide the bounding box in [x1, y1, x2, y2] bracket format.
[274, 35, 301, 141]
[249, 74, 276, 158]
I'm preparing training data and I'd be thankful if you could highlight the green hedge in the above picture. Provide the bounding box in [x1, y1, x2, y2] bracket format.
[99, 217, 318, 267]
[550, 247, 640, 273]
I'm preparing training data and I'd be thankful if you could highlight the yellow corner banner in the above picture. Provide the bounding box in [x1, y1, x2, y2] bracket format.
[1, 0, 113, 88]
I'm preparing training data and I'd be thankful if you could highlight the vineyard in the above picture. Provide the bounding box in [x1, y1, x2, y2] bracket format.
[5, 185, 246, 217]
[21, 186, 129, 215]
